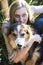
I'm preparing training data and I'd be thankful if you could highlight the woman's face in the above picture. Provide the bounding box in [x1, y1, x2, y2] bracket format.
[14, 7, 28, 24]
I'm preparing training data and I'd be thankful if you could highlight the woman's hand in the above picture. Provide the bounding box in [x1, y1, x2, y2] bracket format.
[27, 34, 42, 47]
[31, 34, 42, 43]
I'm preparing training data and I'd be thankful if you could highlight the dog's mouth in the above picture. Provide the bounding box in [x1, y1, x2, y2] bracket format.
[15, 37, 26, 48]
[17, 44, 22, 49]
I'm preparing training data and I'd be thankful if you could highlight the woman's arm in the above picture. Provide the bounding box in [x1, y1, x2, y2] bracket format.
[30, 6, 43, 14]
[23, 0, 43, 20]
[24, 0, 43, 15]
[2, 20, 13, 53]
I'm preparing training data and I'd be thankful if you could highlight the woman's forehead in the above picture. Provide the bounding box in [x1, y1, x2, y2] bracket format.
[14, 7, 28, 15]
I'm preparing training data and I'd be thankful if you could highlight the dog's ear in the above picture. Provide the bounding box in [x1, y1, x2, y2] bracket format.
[7, 25, 13, 35]
[8, 34, 18, 49]
[8, 23, 20, 35]
[26, 25, 35, 35]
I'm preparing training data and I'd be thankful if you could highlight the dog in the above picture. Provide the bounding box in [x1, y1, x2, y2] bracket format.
[7, 23, 43, 65]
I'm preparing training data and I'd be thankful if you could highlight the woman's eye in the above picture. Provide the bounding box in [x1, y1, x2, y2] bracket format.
[22, 14, 26, 17]
[15, 15, 20, 18]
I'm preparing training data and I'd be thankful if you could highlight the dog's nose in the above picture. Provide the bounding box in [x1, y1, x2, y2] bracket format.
[17, 44, 22, 48]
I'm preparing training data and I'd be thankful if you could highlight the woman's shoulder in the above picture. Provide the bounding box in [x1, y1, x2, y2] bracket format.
[2, 19, 10, 27]
[2, 19, 10, 34]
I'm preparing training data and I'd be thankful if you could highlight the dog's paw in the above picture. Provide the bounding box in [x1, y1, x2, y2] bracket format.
[33, 34, 42, 43]
[26, 60, 34, 65]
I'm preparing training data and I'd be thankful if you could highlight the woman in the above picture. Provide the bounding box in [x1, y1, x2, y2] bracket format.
[2, 0, 43, 63]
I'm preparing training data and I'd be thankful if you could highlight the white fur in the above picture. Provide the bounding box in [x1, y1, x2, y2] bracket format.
[15, 25, 26, 47]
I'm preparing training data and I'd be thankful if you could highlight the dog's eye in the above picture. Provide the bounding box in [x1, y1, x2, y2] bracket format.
[26, 31, 29, 34]
[21, 33, 25, 36]
[12, 33, 17, 37]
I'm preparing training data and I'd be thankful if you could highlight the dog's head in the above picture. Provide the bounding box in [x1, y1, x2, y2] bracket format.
[8, 23, 34, 48]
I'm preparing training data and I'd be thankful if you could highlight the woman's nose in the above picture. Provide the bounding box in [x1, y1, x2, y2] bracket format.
[20, 16, 23, 23]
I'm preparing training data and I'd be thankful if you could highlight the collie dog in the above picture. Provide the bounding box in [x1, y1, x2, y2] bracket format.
[8, 23, 43, 65]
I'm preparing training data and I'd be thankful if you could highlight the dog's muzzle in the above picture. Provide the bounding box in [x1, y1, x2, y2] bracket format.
[15, 38, 25, 48]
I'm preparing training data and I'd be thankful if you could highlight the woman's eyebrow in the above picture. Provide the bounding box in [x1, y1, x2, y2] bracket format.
[14, 14, 20, 17]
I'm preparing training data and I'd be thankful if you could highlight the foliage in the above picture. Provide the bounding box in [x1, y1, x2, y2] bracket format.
[26, 0, 43, 5]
